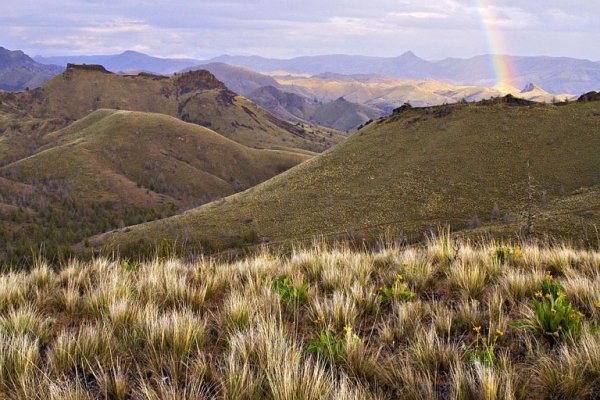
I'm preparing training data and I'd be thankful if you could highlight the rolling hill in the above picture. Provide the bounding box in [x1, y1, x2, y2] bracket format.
[0, 46, 62, 91]
[0, 109, 309, 263]
[0, 64, 343, 167]
[92, 96, 600, 256]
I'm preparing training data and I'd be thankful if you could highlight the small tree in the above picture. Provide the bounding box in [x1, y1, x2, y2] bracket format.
[491, 203, 501, 219]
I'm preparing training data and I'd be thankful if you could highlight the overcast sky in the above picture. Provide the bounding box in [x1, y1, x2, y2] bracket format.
[2, 0, 599, 60]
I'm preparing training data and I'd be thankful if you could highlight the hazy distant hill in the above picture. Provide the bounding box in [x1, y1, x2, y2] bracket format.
[248, 86, 384, 131]
[34, 50, 200, 75]
[182, 62, 281, 96]
[93, 96, 600, 256]
[0, 46, 62, 91]
[205, 52, 600, 94]
[27, 48, 600, 94]
[177, 61, 574, 130]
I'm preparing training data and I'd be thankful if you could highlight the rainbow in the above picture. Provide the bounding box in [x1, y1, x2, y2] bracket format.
[474, 0, 515, 92]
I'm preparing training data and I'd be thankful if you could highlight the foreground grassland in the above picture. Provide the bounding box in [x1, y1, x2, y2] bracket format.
[1, 237, 600, 399]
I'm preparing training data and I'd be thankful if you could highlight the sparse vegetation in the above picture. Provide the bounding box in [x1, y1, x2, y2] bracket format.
[1, 236, 599, 398]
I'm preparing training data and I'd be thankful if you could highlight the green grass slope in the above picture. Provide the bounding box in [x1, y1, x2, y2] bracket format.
[94, 97, 600, 255]
[0, 110, 309, 263]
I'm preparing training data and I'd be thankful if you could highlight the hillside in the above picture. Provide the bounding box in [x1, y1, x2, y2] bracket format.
[0, 110, 309, 263]
[0, 46, 62, 91]
[0, 64, 343, 165]
[248, 86, 383, 131]
[311, 97, 383, 132]
[94, 97, 600, 256]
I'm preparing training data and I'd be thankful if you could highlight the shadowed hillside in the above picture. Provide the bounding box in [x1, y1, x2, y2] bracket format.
[0, 110, 309, 263]
[93, 97, 600, 256]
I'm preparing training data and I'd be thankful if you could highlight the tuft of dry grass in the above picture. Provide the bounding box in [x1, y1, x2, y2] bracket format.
[0, 238, 599, 398]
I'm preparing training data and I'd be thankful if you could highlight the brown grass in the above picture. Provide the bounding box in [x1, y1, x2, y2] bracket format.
[0, 236, 599, 398]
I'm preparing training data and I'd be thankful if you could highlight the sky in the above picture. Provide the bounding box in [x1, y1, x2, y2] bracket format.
[2, 0, 599, 60]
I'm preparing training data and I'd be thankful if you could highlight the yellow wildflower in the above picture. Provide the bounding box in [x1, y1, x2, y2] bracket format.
[314, 315, 325, 325]
[594, 300, 600, 309]
[473, 326, 481, 333]
[495, 329, 504, 337]
[545, 271, 554, 281]
[545, 293, 553, 300]
[343, 326, 353, 334]
[535, 291, 543, 298]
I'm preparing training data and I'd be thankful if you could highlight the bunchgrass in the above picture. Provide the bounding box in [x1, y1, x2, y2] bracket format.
[0, 238, 599, 398]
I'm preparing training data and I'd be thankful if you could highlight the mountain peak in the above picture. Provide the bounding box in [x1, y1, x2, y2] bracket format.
[521, 82, 542, 93]
[119, 50, 145, 56]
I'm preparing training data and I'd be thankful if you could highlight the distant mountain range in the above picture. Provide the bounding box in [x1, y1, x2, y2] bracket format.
[3, 46, 588, 130]
[34, 50, 199, 75]
[187, 62, 573, 129]
[23, 49, 600, 94]
[204, 52, 600, 94]
[0, 46, 62, 91]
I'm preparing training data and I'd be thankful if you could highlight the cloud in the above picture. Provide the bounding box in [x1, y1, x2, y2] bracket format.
[0, 0, 598, 60]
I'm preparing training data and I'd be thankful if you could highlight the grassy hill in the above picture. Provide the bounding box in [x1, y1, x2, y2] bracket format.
[1, 239, 600, 398]
[94, 96, 600, 256]
[0, 110, 309, 263]
[0, 64, 344, 167]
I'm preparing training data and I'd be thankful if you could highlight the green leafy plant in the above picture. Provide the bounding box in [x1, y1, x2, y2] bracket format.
[495, 245, 522, 265]
[273, 276, 309, 305]
[462, 326, 504, 367]
[376, 273, 416, 304]
[307, 326, 360, 364]
[307, 328, 345, 362]
[120, 259, 140, 272]
[532, 272, 583, 341]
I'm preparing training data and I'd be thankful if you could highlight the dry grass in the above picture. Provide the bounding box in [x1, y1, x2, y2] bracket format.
[0, 237, 599, 398]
